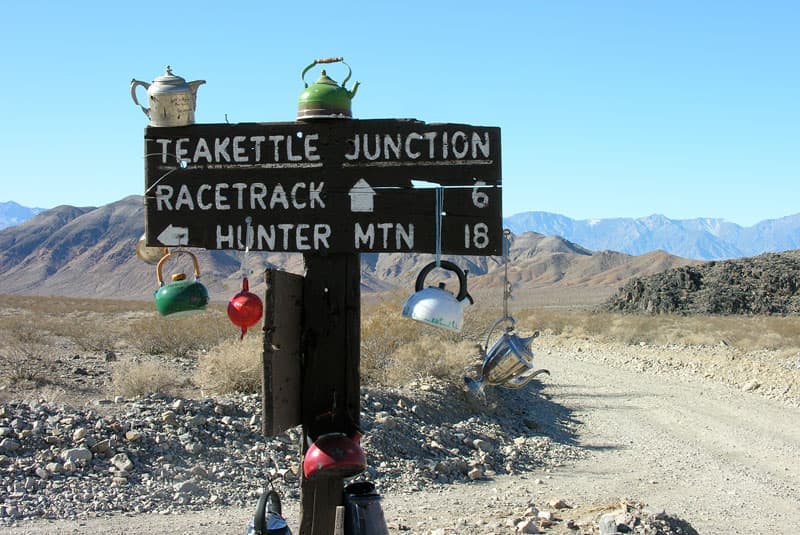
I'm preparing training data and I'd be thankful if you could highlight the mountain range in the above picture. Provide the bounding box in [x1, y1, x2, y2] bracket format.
[0, 201, 45, 230]
[5, 201, 798, 262]
[504, 211, 800, 260]
[0, 196, 699, 304]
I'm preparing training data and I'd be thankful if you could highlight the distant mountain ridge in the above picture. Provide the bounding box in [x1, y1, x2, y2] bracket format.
[0, 196, 696, 304]
[6, 201, 797, 261]
[0, 201, 45, 230]
[503, 211, 800, 260]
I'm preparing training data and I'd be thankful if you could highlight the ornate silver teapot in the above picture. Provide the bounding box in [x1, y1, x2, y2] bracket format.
[130, 66, 205, 126]
[464, 317, 549, 398]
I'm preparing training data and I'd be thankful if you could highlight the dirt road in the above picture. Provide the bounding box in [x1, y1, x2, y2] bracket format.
[7, 343, 800, 534]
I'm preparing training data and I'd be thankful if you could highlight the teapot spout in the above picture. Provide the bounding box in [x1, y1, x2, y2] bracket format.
[520, 330, 540, 347]
[188, 79, 206, 104]
[348, 80, 360, 99]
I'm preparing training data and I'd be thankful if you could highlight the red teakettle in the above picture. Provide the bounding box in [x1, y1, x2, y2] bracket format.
[227, 277, 263, 339]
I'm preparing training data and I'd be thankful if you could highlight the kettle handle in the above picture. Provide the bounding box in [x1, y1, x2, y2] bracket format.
[156, 250, 201, 286]
[301, 57, 352, 88]
[252, 488, 268, 534]
[415, 260, 473, 304]
[130, 79, 151, 117]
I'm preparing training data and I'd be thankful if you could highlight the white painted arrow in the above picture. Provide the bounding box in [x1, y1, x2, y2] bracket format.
[349, 179, 376, 213]
[157, 224, 189, 246]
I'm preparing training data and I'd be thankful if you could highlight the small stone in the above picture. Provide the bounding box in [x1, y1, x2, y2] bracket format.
[91, 439, 111, 454]
[214, 403, 235, 416]
[598, 513, 617, 535]
[61, 447, 92, 464]
[0, 438, 21, 452]
[45, 462, 62, 474]
[185, 442, 203, 454]
[743, 380, 760, 392]
[473, 438, 494, 453]
[161, 411, 177, 425]
[125, 430, 142, 442]
[111, 453, 134, 472]
[72, 427, 87, 442]
[547, 498, 569, 510]
[516, 518, 540, 533]
[468, 467, 484, 480]
[188, 465, 209, 479]
[174, 479, 206, 496]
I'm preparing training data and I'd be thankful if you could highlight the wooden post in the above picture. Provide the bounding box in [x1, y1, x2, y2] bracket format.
[299, 253, 361, 535]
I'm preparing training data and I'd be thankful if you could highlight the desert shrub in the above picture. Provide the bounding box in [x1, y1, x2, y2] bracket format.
[0, 295, 152, 316]
[48, 317, 117, 352]
[111, 360, 182, 398]
[127, 310, 237, 357]
[512, 308, 800, 352]
[0, 342, 50, 384]
[360, 296, 423, 385]
[194, 335, 263, 394]
[387, 336, 479, 384]
[0, 315, 47, 345]
[360, 295, 477, 385]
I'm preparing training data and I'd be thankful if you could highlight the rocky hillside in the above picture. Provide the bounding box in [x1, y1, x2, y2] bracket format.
[604, 250, 800, 315]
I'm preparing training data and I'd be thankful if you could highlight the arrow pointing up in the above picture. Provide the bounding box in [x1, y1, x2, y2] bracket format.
[349, 179, 376, 213]
[157, 224, 189, 246]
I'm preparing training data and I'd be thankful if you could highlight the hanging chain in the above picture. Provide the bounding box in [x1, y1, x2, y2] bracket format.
[502, 229, 514, 327]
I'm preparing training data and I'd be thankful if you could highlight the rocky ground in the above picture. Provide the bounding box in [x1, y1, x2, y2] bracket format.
[1, 331, 799, 534]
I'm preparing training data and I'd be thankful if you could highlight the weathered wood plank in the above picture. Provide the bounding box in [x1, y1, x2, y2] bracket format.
[261, 268, 303, 436]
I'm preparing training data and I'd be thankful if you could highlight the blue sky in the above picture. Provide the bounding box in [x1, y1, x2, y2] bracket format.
[1, 1, 797, 226]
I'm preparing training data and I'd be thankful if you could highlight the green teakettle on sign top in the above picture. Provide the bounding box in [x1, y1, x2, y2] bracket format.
[154, 250, 209, 317]
[297, 57, 359, 120]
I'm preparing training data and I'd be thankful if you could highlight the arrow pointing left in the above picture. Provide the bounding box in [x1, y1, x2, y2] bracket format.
[157, 224, 189, 246]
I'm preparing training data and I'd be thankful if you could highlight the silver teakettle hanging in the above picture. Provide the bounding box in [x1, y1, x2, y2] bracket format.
[402, 260, 474, 332]
[464, 230, 549, 398]
[130, 66, 205, 126]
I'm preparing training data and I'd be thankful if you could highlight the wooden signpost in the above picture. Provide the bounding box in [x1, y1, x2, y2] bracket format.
[144, 119, 502, 255]
[143, 118, 502, 535]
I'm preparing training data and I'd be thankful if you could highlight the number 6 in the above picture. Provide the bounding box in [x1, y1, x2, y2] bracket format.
[472, 181, 489, 208]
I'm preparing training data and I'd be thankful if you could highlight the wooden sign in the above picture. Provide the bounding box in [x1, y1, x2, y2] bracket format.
[144, 119, 503, 254]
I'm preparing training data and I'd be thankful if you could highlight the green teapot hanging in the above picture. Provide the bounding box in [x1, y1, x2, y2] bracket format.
[154, 250, 209, 316]
[297, 57, 359, 119]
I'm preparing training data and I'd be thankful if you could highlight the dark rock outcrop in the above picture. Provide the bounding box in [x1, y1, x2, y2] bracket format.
[604, 250, 800, 315]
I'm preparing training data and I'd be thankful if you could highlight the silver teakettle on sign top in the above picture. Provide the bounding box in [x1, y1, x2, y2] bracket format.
[130, 66, 205, 126]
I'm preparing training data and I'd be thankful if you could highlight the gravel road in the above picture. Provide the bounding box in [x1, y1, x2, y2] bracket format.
[5, 339, 800, 534]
